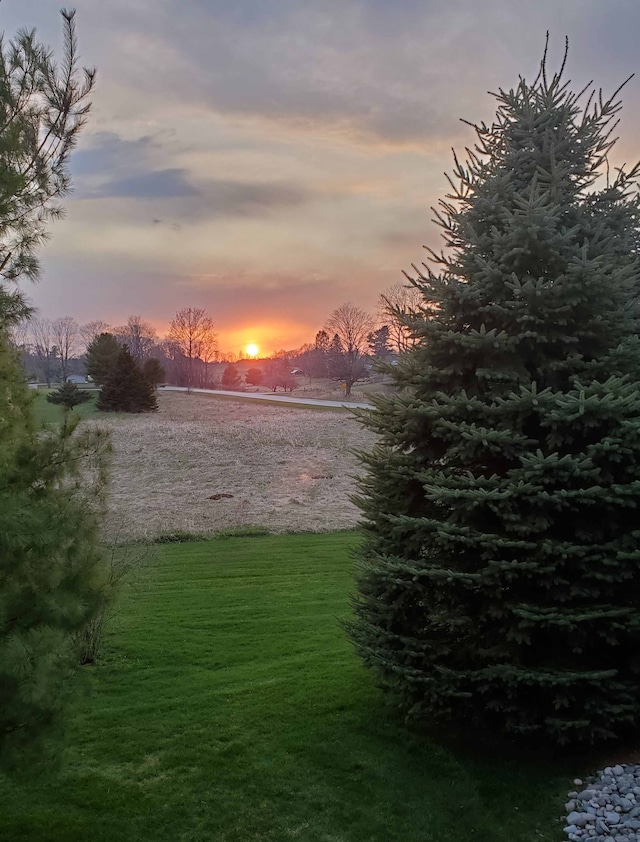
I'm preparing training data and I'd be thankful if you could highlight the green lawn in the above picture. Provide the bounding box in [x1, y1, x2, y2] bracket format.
[0, 533, 568, 841]
[30, 390, 100, 425]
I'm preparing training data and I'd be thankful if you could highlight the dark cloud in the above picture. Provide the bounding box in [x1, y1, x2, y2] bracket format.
[71, 133, 158, 178]
[96, 168, 198, 199]
[83, 165, 313, 217]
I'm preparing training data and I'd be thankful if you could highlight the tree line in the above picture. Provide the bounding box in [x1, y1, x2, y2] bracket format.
[11, 284, 424, 396]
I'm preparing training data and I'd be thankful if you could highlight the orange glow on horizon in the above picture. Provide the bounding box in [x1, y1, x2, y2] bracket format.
[246, 343, 259, 358]
[144, 319, 315, 359]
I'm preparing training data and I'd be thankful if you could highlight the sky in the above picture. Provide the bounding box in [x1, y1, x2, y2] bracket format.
[3, 0, 640, 356]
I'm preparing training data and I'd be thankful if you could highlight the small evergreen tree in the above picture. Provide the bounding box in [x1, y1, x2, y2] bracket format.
[245, 367, 263, 386]
[141, 357, 166, 389]
[350, 49, 640, 745]
[85, 332, 121, 386]
[98, 346, 158, 413]
[46, 381, 92, 410]
[367, 325, 392, 361]
[221, 364, 241, 389]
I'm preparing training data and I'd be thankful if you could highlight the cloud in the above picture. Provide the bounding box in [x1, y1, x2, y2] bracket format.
[85, 168, 314, 218]
[71, 133, 159, 178]
[96, 168, 198, 199]
[92, 0, 640, 149]
[193, 180, 312, 217]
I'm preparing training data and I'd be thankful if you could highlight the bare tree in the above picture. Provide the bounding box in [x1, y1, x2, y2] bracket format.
[167, 307, 217, 389]
[324, 302, 375, 396]
[263, 359, 297, 392]
[198, 330, 218, 388]
[8, 317, 31, 352]
[7, 316, 32, 372]
[113, 315, 157, 363]
[31, 317, 57, 385]
[80, 320, 111, 349]
[51, 316, 79, 381]
[379, 282, 429, 353]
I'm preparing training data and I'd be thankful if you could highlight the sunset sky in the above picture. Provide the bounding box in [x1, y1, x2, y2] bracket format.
[4, 0, 640, 356]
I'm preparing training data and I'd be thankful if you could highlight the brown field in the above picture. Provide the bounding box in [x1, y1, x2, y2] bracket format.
[92, 391, 377, 541]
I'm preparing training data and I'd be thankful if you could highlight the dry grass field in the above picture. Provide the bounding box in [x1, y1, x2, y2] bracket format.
[92, 391, 377, 541]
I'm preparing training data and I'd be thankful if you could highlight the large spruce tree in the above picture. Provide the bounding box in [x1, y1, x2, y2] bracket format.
[350, 50, 640, 745]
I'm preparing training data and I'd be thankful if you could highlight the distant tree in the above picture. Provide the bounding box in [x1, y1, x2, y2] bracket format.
[98, 346, 158, 413]
[197, 327, 218, 387]
[51, 316, 80, 382]
[378, 282, 425, 353]
[327, 332, 363, 392]
[46, 381, 91, 411]
[367, 325, 392, 361]
[80, 320, 111, 349]
[141, 357, 165, 389]
[302, 330, 330, 378]
[31, 317, 57, 386]
[7, 317, 31, 372]
[113, 316, 157, 364]
[221, 363, 241, 389]
[324, 303, 374, 396]
[85, 332, 121, 386]
[263, 360, 297, 392]
[168, 307, 217, 389]
[245, 367, 263, 386]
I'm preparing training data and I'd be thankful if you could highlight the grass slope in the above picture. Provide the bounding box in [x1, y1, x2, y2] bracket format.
[0, 533, 567, 841]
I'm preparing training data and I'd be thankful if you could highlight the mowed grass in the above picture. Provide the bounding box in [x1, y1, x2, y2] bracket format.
[0, 533, 568, 841]
[30, 390, 100, 425]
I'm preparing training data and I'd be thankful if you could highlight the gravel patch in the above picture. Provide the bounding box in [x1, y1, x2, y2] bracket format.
[564, 766, 640, 841]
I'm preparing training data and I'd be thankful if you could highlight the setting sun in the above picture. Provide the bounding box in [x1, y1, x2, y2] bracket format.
[246, 343, 259, 359]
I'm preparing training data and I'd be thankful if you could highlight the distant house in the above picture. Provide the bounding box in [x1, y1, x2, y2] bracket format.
[67, 374, 87, 385]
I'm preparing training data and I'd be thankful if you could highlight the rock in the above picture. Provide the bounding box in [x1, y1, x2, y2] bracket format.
[567, 811, 586, 825]
[566, 801, 577, 812]
[613, 766, 625, 776]
[606, 812, 621, 825]
[574, 778, 584, 787]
